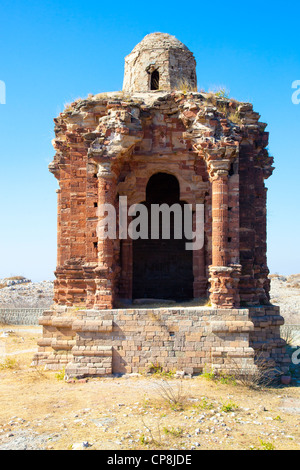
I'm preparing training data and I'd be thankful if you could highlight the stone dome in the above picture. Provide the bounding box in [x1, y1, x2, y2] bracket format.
[122, 32, 197, 93]
[130, 32, 190, 53]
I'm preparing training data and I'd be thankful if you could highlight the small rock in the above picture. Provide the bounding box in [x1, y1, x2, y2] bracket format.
[72, 441, 91, 450]
[175, 371, 185, 377]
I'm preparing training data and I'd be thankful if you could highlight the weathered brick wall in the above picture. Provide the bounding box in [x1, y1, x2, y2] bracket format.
[238, 110, 273, 306]
[49, 91, 275, 311]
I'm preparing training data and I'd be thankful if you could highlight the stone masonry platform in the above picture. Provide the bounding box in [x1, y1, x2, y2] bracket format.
[32, 304, 288, 378]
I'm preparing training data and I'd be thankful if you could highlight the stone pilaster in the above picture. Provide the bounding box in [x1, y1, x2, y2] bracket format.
[210, 164, 229, 267]
[206, 153, 241, 308]
[94, 161, 117, 309]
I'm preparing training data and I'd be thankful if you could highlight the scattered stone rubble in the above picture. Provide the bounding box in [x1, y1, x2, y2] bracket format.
[0, 279, 54, 308]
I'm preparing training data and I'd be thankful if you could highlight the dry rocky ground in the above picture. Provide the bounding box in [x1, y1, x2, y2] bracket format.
[0, 274, 299, 451]
[0, 325, 299, 451]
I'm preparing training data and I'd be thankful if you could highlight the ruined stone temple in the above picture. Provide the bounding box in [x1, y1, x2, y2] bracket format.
[33, 33, 289, 377]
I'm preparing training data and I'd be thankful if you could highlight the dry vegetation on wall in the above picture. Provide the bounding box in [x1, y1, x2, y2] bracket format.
[0, 325, 299, 450]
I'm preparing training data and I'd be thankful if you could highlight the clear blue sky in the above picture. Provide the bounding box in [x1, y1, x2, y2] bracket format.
[0, 0, 299, 281]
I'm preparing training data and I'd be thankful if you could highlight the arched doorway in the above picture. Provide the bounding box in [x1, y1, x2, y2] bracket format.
[132, 173, 194, 301]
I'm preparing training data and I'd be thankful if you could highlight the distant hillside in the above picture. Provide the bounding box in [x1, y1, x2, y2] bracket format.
[269, 274, 300, 323]
[0, 278, 54, 308]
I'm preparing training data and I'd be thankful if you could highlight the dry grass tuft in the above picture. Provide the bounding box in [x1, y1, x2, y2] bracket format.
[153, 379, 189, 411]
[0, 357, 19, 370]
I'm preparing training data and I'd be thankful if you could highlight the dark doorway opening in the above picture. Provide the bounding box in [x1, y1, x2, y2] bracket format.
[150, 70, 160, 90]
[132, 173, 193, 301]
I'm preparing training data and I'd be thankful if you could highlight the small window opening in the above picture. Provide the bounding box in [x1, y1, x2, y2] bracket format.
[228, 237, 232, 243]
[93, 242, 98, 250]
[150, 70, 159, 90]
[94, 202, 98, 208]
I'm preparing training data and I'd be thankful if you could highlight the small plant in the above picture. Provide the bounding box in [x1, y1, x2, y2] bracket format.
[175, 78, 197, 94]
[228, 109, 242, 125]
[223, 352, 280, 390]
[193, 397, 214, 410]
[217, 103, 229, 116]
[0, 357, 18, 370]
[141, 396, 151, 410]
[161, 369, 176, 378]
[221, 400, 239, 413]
[55, 368, 66, 381]
[28, 366, 48, 381]
[148, 362, 176, 378]
[150, 362, 162, 374]
[163, 426, 183, 438]
[201, 368, 215, 381]
[214, 87, 230, 99]
[218, 373, 237, 386]
[153, 379, 188, 411]
[259, 439, 275, 451]
[139, 433, 148, 445]
[281, 325, 298, 346]
[141, 416, 163, 448]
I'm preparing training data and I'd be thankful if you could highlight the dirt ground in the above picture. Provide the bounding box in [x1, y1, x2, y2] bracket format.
[0, 325, 299, 451]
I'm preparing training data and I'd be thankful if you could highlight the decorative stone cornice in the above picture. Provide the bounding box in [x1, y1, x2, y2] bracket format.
[87, 107, 143, 164]
[193, 144, 239, 180]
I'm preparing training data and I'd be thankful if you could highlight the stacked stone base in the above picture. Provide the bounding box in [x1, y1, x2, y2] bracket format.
[32, 305, 289, 378]
[249, 306, 289, 373]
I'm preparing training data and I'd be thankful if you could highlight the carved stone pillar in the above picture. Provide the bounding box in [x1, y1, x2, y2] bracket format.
[94, 161, 117, 309]
[207, 157, 241, 308]
[211, 165, 229, 267]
